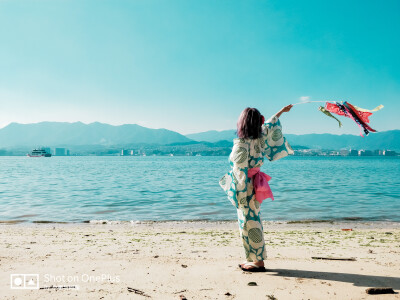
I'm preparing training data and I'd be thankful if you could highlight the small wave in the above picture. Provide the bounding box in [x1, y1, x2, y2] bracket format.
[340, 217, 365, 221]
[32, 221, 70, 224]
[285, 217, 374, 224]
[287, 219, 334, 224]
[86, 220, 141, 225]
[15, 214, 39, 219]
[93, 210, 118, 215]
[198, 211, 226, 216]
[0, 220, 27, 224]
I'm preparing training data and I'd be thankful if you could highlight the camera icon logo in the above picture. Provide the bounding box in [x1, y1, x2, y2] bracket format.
[10, 274, 39, 289]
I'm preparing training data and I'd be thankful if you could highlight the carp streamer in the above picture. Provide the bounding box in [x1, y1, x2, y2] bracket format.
[293, 100, 384, 137]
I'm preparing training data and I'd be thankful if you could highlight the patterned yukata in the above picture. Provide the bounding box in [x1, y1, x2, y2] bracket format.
[219, 115, 293, 262]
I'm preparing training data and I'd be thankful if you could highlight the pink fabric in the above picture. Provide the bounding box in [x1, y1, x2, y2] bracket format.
[247, 167, 274, 204]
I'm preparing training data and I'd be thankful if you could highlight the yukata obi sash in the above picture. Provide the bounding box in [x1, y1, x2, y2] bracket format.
[247, 167, 274, 204]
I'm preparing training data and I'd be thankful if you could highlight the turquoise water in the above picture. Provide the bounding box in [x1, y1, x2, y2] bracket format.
[0, 156, 399, 222]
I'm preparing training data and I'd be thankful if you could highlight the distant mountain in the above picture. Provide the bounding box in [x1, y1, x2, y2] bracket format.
[1, 121, 398, 151]
[0, 122, 191, 147]
[286, 131, 400, 151]
[186, 129, 400, 151]
[186, 130, 236, 143]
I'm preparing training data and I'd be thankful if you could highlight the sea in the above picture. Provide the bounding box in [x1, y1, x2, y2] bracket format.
[0, 156, 399, 223]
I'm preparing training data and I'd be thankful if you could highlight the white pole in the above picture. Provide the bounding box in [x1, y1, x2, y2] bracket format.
[292, 100, 333, 106]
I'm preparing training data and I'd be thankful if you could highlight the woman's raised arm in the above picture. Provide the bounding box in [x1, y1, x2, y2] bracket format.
[275, 104, 293, 119]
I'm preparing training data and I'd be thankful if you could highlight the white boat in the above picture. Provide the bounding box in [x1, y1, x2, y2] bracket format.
[27, 148, 51, 157]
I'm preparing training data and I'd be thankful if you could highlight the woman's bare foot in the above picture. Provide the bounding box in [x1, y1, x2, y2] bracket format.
[238, 261, 248, 268]
[240, 260, 264, 270]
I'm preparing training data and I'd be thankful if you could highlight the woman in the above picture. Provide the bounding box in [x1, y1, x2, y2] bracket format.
[219, 105, 293, 272]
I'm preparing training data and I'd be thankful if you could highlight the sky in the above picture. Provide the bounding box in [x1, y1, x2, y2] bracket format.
[0, 0, 399, 135]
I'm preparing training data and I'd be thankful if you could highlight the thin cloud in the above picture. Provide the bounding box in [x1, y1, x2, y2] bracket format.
[300, 96, 310, 102]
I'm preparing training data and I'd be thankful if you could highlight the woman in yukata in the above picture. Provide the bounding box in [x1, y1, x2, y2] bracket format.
[219, 105, 293, 272]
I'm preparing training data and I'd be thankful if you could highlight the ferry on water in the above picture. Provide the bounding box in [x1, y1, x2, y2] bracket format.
[27, 148, 52, 157]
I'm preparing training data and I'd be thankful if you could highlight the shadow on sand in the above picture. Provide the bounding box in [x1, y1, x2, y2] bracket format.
[267, 269, 400, 290]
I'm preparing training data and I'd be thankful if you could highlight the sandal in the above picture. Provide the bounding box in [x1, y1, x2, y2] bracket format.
[240, 262, 266, 272]
[238, 261, 249, 268]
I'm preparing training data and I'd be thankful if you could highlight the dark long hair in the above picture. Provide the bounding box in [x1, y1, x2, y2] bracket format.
[236, 107, 263, 139]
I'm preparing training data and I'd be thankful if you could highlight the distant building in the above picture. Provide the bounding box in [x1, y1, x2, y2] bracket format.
[55, 148, 67, 156]
[372, 149, 382, 156]
[383, 150, 397, 156]
[349, 149, 358, 156]
[121, 149, 130, 156]
[340, 149, 349, 156]
[359, 150, 372, 156]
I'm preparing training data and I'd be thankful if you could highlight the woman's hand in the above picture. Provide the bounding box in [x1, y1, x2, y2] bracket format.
[276, 104, 293, 118]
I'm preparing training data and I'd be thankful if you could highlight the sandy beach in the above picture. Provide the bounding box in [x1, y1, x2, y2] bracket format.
[1, 221, 399, 299]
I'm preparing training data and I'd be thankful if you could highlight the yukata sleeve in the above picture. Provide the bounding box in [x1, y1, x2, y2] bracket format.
[219, 141, 249, 209]
[261, 114, 294, 161]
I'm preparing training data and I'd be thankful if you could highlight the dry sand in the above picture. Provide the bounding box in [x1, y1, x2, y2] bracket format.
[1, 221, 399, 299]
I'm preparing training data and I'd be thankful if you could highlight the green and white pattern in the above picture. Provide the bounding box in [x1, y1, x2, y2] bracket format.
[219, 115, 293, 262]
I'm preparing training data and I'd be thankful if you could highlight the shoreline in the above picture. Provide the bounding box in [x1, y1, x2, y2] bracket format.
[2, 219, 400, 229]
[1, 221, 399, 299]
